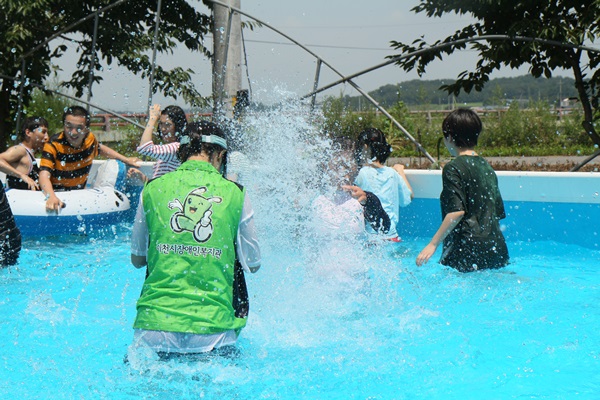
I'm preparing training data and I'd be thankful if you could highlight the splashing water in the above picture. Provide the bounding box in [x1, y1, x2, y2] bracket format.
[1, 92, 599, 398]
[244, 102, 330, 241]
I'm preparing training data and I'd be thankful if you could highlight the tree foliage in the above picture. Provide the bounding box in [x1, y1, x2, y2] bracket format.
[320, 96, 377, 139]
[0, 0, 213, 149]
[389, 0, 600, 146]
[320, 95, 414, 154]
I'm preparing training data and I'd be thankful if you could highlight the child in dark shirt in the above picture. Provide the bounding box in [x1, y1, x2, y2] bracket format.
[416, 108, 509, 272]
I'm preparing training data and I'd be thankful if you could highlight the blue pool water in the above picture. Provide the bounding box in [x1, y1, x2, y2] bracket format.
[1, 107, 599, 399]
[1, 228, 598, 399]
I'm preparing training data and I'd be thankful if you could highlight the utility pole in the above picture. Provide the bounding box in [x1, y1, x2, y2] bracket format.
[212, 0, 242, 121]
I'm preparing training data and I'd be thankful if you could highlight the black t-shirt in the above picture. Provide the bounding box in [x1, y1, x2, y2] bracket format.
[439, 155, 509, 272]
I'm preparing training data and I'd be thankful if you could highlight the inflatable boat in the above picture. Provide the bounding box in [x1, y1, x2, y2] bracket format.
[5, 160, 134, 237]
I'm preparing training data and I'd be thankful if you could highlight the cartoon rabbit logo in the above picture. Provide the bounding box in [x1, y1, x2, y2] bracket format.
[168, 187, 223, 243]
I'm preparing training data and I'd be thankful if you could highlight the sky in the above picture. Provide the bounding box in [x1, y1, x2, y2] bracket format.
[56, 0, 567, 112]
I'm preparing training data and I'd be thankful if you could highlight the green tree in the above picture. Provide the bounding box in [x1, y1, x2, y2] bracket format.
[389, 0, 600, 147]
[0, 0, 213, 149]
[385, 98, 418, 152]
[320, 95, 376, 140]
[415, 84, 430, 111]
[487, 84, 505, 108]
[24, 90, 71, 137]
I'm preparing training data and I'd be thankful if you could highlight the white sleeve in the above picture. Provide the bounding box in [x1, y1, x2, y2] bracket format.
[130, 195, 149, 257]
[236, 193, 261, 273]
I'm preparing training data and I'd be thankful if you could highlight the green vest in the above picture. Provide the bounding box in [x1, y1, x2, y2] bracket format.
[134, 160, 246, 335]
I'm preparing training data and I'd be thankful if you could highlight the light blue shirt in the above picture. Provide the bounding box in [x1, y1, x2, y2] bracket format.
[355, 165, 412, 238]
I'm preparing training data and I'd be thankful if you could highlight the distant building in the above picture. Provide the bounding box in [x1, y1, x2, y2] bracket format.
[558, 96, 580, 117]
[560, 96, 579, 109]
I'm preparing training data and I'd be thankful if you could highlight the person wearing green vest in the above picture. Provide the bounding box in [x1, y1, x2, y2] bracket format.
[130, 120, 261, 358]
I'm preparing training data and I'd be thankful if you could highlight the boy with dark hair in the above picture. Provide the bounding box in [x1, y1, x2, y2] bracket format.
[39, 105, 140, 211]
[416, 108, 509, 272]
[0, 116, 49, 190]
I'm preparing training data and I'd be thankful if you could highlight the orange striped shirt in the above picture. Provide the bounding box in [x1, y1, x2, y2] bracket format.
[40, 132, 99, 190]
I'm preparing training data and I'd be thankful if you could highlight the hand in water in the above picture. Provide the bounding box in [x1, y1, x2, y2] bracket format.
[416, 243, 437, 266]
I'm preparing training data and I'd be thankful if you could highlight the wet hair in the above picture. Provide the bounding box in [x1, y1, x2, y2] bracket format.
[21, 116, 48, 140]
[442, 108, 482, 148]
[162, 105, 188, 139]
[356, 127, 392, 164]
[177, 121, 228, 169]
[62, 105, 90, 126]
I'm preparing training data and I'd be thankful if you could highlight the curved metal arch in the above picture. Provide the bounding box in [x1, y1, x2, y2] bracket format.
[299, 34, 600, 170]
[208, 6, 600, 163]
[303, 35, 600, 98]
[204, 0, 436, 163]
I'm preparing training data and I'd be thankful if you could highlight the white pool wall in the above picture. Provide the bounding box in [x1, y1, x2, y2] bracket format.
[3, 162, 599, 247]
[407, 169, 600, 204]
[4, 162, 598, 205]
[402, 170, 600, 248]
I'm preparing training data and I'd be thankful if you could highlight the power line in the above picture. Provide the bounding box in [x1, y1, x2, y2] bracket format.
[274, 20, 472, 30]
[244, 37, 479, 53]
[244, 38, 391, 51]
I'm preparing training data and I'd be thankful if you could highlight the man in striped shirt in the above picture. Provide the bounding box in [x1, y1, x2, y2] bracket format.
[39, 105, 140, 212]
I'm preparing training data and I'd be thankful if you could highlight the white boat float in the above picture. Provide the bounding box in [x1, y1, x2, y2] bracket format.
[4, 160, 145, 237]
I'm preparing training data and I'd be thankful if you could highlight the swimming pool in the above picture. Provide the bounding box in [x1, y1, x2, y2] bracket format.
[2, 109, 599, 399]
[2, 220, 598, 398]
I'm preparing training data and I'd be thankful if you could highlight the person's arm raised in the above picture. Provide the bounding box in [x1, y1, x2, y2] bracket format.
[139, 104, 161, 147]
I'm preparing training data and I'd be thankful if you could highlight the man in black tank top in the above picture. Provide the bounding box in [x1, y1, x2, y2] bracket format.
[0, 116, 49, 190]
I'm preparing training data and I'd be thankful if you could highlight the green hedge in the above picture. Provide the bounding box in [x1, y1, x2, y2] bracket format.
[320, 97, 597, 158]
